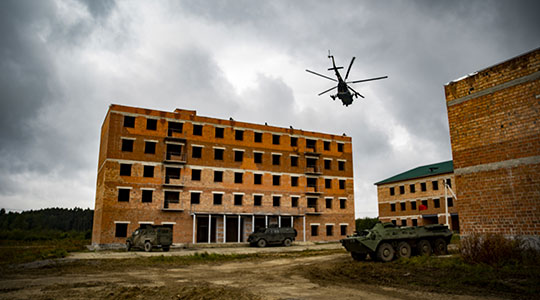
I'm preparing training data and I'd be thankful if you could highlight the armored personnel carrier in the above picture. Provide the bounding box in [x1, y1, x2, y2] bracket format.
[340, 222, 452, 262]
[126, 225, 172, 252]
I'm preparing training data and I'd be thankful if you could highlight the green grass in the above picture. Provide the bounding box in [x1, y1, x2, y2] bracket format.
[0, 239, 89, 266]
[300, 254, 540, 299]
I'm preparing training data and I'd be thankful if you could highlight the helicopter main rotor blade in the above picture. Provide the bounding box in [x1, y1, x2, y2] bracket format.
[344, 57, 355, 80]
[318, 86, 337, 96]
[347, 85, 365, 98]
[349, 75, 388, 84]
[306, 69, 337, 82]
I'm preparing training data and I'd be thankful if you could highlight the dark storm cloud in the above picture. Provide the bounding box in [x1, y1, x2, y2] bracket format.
[0, 1, 57, 168]
[1, 0, 539, 214]
[79, 0, 116, 19]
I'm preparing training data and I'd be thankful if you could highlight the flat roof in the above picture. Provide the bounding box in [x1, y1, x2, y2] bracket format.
[374, 160, 453, 185]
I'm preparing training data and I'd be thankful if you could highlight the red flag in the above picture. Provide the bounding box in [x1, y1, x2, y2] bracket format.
[419, 204, 427, 211]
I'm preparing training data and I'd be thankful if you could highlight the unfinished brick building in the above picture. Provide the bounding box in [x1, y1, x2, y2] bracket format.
[375, 161, 459, 231]
[445, 48, 540, 240]
[92, 104, 355, 247]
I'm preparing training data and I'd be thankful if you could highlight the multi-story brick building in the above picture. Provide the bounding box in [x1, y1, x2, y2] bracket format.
[92, 104, 355, 247]
[445, 48, 540, 239]
[375, 160, 459, 231]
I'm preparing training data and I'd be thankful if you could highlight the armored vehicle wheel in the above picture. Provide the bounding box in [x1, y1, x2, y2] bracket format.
[126, 241, 132, 251]
[433, 238, 447, 255]
[376, 242, 395, 262]
[396, 241, 411, 259]
[257, 239, 267, 248]
[162, 246, 170, 252]
[351, 252, 367, 261]
[417, 239, 432, 256]
[144, 241, 153, 252]
[283, 238, 292, 247]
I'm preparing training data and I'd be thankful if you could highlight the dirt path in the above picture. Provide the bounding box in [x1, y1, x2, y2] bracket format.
[0, 249, 504, 300]
[69, 243, 343, 259]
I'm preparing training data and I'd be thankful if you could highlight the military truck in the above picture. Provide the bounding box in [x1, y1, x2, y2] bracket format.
[126, 225, 172, 252]
[248, 226, 297, 247]
[340, 222, 452, 262]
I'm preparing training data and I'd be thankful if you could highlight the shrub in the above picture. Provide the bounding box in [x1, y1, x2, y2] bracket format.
[460, 233, 539, 266]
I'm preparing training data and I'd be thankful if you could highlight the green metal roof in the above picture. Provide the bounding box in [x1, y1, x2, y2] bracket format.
[374, 160, 453, 185]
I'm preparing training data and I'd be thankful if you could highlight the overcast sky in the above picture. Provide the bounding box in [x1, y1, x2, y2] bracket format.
[1, 0, 539, 217]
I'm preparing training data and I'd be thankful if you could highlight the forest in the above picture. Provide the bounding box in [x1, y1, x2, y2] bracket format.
[0, 207, 93, 240]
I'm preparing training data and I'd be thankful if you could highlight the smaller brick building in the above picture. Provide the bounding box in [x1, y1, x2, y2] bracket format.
[375, 161, 459, 231]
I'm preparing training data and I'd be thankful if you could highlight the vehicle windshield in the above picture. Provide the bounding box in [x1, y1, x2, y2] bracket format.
[255, 228, 266, 233]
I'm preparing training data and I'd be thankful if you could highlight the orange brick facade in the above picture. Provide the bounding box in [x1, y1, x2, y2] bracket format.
[92, 105, 355, 246]
[376, 167, 459, 231]
[445, 48, 540, 238]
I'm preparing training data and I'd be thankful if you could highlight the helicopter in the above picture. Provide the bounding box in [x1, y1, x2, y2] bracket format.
[306, 52, 387, 106]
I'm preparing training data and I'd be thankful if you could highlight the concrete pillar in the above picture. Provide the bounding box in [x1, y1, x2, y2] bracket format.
[237, 215, 241, 243]
[291, 216, 294, 228]
[303, 216, 306, 242]
[265, 215, 268, 228]
[208, 214, 212, 244]
[278, 215, 281, 227]
[223, 215, 226, 243]
[192, 214, 196, 244]
[252, 215, 255, 233]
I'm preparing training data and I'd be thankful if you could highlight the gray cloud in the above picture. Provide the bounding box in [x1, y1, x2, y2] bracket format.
[1, 0, 539, 216]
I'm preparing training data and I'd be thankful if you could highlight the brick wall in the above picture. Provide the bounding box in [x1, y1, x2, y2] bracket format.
[92, 105, 356, 246]
[445, 48, 540, 237]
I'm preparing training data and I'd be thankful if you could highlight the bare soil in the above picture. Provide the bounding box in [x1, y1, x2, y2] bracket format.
[0, 245, 514, 300]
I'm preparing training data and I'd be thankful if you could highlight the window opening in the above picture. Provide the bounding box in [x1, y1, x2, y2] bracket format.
[146, 119, 157, 130]
[254, 195, 262, 206]
[254, 132, 262, 143]
[144, 141, 156, 154]
[115, 223, 128, 237]
[234, 194, 243, 206]
[123, 116, 135, 128]
[234, 172, 243, 183]
[121, 139, 133, 152]
[192, 124, 203, 136]
[118, 189, 130, 202]
[273, 196, 280, 207]
[142, 190, 153, 203]
[192, 146, 202, 158]
[250, 173, 261, 185]
[143, 165, 154, 178]
[120, 164, 132, 176]
[215, 127, 224, 138]
[213, 193, 222, 205]
[214, 148, 224, 160]
[214, 171, 223, 183]
[191, 169, 201, 181]
[273, 175, 280, 186]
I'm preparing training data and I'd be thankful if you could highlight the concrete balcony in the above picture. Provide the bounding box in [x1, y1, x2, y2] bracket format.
[165, 129, 186, 142]
[305, 186, 322, 195]
[162, 200, 183, 212]
[163, 152, 187, 165]
[304, 165, 322, 175]
[305, 205, 322, 215]
[163, 176, 184, 189]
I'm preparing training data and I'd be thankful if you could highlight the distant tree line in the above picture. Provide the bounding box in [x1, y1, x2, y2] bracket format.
[0, 208, 93, 240]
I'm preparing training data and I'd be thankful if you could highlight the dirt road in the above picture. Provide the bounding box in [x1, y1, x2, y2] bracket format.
[0, 245, 504, 300]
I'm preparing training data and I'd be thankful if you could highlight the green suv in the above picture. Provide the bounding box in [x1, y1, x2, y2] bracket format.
[126, 225, 172, 252]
